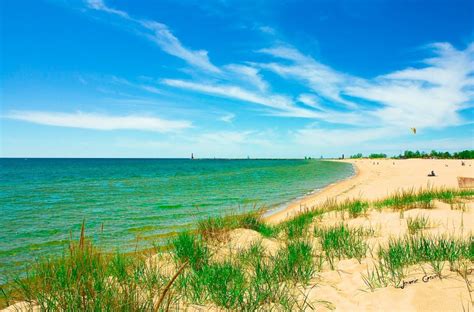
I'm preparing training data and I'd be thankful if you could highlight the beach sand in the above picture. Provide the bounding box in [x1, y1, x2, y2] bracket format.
[258, 158, 474, 311]
[266, 158, 474, 224]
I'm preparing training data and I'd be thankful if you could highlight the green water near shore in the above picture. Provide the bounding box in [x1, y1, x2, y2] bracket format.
[0, 158, 353, 275]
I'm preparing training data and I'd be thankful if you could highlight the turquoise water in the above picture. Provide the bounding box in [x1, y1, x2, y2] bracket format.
[0, 158, 353, 275]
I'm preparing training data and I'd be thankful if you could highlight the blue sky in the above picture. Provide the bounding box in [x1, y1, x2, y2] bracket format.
[1, 0, 473, 158]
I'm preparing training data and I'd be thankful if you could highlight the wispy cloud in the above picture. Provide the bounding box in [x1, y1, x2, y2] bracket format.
[259, 46, 358, 108]
[140, 21, 220, 73]
[259, 42, 474, 130]
[6, 111, 192, 132]
[109, 76, 162, 94]
[85, 0, 129, 18]
[297, 93, 326, 111]
[223, 64, 269, 92]
[346, 42, 474, 129]
[162, 79, 292, 111]
[220, 113, 235, 123]
[259, 26, 276, 35]
[85, 0, 220, 73]
[162, 78, 345, 120]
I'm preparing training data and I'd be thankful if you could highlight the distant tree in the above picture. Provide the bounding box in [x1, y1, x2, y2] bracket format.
[369, 153, 387, 159]
[350, 153, 363, 159]
[399, 149, 473, 159]
[454, 150, 474, 159]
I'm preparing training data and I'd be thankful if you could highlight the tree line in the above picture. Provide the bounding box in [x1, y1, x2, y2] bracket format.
[350, 150, 474, 159]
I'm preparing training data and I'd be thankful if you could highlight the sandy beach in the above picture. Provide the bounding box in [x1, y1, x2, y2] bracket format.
[267, 158, 474, 223]
[254, 158, 474, 311]
[3, 158, 474, 311]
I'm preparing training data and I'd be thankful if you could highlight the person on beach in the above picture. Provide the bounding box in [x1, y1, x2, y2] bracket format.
[428, 170, 436, 177]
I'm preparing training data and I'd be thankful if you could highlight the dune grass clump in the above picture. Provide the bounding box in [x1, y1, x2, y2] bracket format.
[2, 225, 167, 311]
[174, 240, 316, 310]
[282, 213, 314, 240]
[172, 232, 209, 271]
[340, 200, 369, 218]
[376, 188, 434, 210]
[197, 212, 278, 241]
[316, 224, 369, 267]
[238, 214, 279, 238]
[273, 241, 317, 284]
[365, 235, 474, 288]
[406, 215, 430, 235]
[194, 262, 246, 309]
[375, 187, 474, 211]
[381, 235, 473, 269]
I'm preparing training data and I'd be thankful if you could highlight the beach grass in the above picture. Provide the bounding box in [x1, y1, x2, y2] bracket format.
[406, 215, 430, 235]
[316, 224, 370, 268]
[172, 232, 209, 271]
[273, 241, 317, 284]
[374, 187, 474, 211]
[2, 187, 474, 310]
[362, 234, 474, 290]
[197, 211, 278, 241]
[2, 223, 167, 311]
[283, 213, 314, 240]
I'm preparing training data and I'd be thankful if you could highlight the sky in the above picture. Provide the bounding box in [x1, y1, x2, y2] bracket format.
[1, 0, 473, 158]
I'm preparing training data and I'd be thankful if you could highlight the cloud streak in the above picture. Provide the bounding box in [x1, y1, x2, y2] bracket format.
[85, 0, 220, 73]
[7, 111, 192, 132]
[259, 42, 474, 130]
[346, 42, 474, 129]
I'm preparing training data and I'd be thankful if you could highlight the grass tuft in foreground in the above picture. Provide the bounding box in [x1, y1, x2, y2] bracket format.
[406, 215, 430, 235]
[197, 211, 278, 241]
[3, 223, 167, 311]
[273, 241, 317, 284]
[363, 235, 473, 290]
[375, 187, 474, 211]
[172, 232, 209, 271]
[315, 224, 370, 268]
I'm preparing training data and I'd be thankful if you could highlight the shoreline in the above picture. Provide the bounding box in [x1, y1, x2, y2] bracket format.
[265, 158, 474, 224]
[262, 161, 358, 219]
[265, 159, 361, 224]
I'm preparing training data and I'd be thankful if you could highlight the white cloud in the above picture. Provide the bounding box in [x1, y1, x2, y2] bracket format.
[85, 0, 129, 18]
[259, 46, 358, 108]
[140, 21, 220, 73]
[162, 79, 292, 111]
[220, 113, 235, 123]
[297, 94, 325, 111]
[259, 42, 474, 131]
[223, 64, 269, 92]
[259, 26, 276, 35]
[161, 79, 368, 124]
[85, 0, 220, 73]
[346, 42, 474, 129]
[6, 111, 191, 132]
[139, 85, 162, 94]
